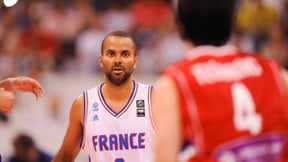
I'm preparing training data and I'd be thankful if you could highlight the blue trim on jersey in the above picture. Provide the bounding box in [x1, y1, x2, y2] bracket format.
[150, 85, 153, 99]
[80, 91, 87, 148]
[99, 80, 136, 117]
[149, 85, 153, 106]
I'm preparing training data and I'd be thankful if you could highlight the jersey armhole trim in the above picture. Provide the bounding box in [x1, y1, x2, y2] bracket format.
[148, 85, 156, 134]
[80, 91, 89, 149]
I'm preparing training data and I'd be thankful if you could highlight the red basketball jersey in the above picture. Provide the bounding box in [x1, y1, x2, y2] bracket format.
[163, 45, 288, 162]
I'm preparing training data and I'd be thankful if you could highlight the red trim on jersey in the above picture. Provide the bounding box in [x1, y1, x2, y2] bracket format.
[148, 85, 156, 133]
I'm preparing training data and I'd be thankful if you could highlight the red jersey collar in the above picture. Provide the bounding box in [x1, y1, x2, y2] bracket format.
[187, 44, 238, 60]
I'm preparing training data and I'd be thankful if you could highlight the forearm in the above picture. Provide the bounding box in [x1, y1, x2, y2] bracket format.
[0, 88, 15, 114]
[53, 97, 83, 162]
[0, 78, 13, 91]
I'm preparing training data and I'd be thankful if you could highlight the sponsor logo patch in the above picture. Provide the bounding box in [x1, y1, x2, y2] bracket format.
[136, 100, 145, 107]
[137, 108, 145, 117]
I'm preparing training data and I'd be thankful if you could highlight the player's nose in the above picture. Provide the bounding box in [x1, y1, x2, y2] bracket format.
[114, 54, 122, 64]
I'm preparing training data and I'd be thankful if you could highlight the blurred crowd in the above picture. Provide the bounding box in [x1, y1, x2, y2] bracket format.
[0, 0, 288, 161]
[0, 0, 186, 81]
[235, 0, 288, 69]
[0, 0, 287, 80]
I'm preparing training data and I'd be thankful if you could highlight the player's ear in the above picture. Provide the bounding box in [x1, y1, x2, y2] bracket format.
[99, 55, 103, 68]
[133, 56, 138, 69]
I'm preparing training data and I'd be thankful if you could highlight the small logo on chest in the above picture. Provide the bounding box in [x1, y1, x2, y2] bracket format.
[92, 114, 99, 121]
[136, 100, 145, 107]
[92, 102, 99, 121]
[93, 102, 99, 111]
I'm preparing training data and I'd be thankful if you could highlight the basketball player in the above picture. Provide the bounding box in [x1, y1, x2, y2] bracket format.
[53, 31, 155, 162]
[0, 76, 44, 114]
[153, 0, 288, 161]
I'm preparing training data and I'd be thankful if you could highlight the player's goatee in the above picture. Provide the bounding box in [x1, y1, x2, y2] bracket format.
[106, 69, 133, 86]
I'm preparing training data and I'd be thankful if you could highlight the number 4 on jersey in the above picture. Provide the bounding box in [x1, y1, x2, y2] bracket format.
[231, 83, 262, 135]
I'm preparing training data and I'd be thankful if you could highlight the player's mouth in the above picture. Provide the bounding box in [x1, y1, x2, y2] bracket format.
[112, 67, 124, 74]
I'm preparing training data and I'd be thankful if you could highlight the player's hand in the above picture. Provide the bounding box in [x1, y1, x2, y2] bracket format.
[3, 76, 44, 101]
[0, 88, 15, 115]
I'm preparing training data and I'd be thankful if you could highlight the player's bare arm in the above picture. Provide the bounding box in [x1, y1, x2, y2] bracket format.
[0, 76, 44, 100]
[281, 68, 288, 95]
[52, 95, 84, 162]
[153, 75, 183, 162]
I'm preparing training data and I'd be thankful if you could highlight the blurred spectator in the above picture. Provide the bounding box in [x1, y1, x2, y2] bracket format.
[76, 14, 105, 74]
[260, 23, 288, 69]
[131, 0, 171, 30]
[237, 0, 279, 52]
[152, 11, 186, 73]
[31, 0, 86, 71]
[8, 134, 52, 162]
[130, 0, 172, 48]
[280, 0, 288, 37]
[0, 7, 19, 78]
[17, 19, 59, 74]
[101, 0, 135, 33]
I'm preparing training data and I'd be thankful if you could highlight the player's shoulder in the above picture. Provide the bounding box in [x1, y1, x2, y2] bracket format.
[238, 52, 275, 62]
[73, 95, 84, 108]
[85, 85, 101, 94]
[238, 53, 282, 70]
[134, 80, 153, 89]
[69, 94, 85, 121]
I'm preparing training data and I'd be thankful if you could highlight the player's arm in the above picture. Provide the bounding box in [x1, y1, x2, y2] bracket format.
[153, 75, 183, 162]
[281, 68, 288, 95]
[52, 95, 84, 162]
[0, 88, 15, 114]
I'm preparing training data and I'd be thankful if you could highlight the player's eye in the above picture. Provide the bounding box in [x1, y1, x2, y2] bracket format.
[122, 51, 130, 57]
[106, 51, 114, 56]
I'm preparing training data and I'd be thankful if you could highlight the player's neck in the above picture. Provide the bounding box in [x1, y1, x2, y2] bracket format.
[186, 41, 195, 51]
[102, 79, 134, 100]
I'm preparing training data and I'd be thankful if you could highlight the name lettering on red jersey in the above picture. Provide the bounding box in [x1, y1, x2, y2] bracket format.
[191, 57, 263, 85]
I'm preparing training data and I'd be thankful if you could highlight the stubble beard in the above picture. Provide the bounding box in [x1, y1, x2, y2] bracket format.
[105, 65, 133, 86]
[106, 72, 132, 86]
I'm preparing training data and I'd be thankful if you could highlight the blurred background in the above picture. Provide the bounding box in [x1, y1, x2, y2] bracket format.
[0, 0, 287, 161]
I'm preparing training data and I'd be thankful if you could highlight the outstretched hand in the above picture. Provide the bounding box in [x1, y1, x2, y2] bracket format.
[0, 76, 44, 101]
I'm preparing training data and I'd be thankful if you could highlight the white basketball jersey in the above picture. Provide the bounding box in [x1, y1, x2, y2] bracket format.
[81, 80, 156, 162]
